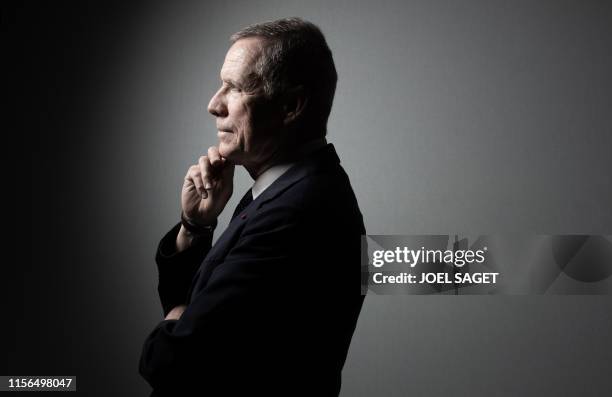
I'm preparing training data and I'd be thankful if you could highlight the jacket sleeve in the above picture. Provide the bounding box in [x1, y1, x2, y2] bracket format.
[139, 205, 305, 390]
[155, 222, 214, 317]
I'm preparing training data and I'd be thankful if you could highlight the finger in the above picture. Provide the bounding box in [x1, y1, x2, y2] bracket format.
[186, 165, 206, 199]
[207, 146, 223, 167]
[186, 166, 205, 197]
[198, 155, 214, 192]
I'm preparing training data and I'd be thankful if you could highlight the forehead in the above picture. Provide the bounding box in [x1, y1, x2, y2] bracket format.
[220, 37, 265, 81]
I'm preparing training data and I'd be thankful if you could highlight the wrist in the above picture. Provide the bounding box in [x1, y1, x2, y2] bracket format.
[176, 225, 200, 252]
[180, 212, 217, 235]
[176, 213, 217, 253]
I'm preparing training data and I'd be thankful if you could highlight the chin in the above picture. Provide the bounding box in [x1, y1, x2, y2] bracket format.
[218, 142, 243, 164]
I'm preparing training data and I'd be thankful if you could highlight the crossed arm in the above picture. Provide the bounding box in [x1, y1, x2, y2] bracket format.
[139, 205, 305, 390]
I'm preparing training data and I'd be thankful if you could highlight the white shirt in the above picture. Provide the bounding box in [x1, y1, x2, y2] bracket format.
[251, 163, 294, 200]
[250, 138, 327, 200]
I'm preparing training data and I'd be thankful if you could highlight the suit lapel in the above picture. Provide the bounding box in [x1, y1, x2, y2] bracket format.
[186, 210, 249, 299]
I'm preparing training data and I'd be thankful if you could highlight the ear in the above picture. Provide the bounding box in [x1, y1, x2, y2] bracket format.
[281, 86, 308, 126]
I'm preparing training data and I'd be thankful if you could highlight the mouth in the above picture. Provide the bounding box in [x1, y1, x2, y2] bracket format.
[217, 130, 233, 140]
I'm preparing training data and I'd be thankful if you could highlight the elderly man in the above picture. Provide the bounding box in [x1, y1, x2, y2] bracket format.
[139, 18, 365, 396]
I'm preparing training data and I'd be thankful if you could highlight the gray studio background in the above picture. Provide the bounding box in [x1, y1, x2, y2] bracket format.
[22, 0, 611, 396]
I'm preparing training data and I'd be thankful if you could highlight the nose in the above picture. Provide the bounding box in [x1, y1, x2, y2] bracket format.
[207, 87, 227, 118]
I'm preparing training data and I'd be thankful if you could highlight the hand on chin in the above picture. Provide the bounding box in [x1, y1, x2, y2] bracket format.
[218, 141, 241, 164]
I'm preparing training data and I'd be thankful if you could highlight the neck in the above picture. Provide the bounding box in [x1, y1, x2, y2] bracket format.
[243, 136, 326, 179]
[244, 146, 297, 179]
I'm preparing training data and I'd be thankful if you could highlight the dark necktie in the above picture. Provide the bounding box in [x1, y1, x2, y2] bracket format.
[231, 188, 253, 221]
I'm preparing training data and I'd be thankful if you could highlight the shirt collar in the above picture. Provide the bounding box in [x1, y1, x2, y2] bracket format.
[251, 163, 294, 200]
[250, 138, 327, 200]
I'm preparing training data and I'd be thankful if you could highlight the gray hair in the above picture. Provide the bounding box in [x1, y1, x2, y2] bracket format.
[230, 17, 337, 137]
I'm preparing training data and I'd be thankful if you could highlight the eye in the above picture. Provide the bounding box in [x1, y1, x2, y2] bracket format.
[222, 81, 241, 93]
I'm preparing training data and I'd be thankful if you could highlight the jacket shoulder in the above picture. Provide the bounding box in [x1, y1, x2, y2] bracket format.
[257, 163, 365, 233]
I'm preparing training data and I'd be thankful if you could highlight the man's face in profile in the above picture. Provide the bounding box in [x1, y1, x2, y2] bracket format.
[207, 37, 283, 166]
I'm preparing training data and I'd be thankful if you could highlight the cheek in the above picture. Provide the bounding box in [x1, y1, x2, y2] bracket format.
[235, 104, 255, 145]
[229, 96, 272, 150]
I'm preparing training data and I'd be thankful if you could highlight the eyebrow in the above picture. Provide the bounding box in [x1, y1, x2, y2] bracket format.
[221, 77, 242, 88]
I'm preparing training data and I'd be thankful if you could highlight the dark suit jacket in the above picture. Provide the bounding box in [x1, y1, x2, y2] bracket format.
[139, 144, 365, 396]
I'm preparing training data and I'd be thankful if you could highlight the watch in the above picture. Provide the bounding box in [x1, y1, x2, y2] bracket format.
[180, 212, 217, 235]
